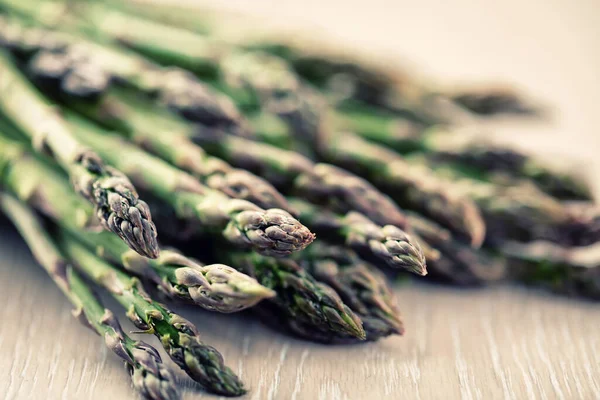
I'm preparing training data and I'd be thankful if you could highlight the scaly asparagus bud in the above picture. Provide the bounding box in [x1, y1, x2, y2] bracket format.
[224, 251, 366, 340]
[297, 242, 404, 341]
[294, 163, 408, 228]
[191, 127, 409, 227]
[123, 248, 275, 312]
[291, 198, 427, 275]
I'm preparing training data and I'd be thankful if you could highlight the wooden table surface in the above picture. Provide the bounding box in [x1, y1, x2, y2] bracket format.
[1, 0, 599, 399]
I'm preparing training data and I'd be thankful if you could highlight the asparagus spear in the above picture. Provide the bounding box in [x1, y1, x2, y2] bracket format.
[62, 115, 315, 256]
[76, 228, 275, 313]
[192, 127, 409, 228]
[58, 233, 247, 396]
[422, 159, 600, 247]
[502, 241, 600, 300]
[296, 242, 404, 342]
[0, 192, 179, 400]
[222, 251, 366, 340]
[334, 105, 592, 201]
[290, 198, 427, 275]
[406, 213, 507, 285]
[0, 136, 273, 311]
[315, 132, 486, 247]
[448, 85, 544, 117]
[0, 49, 159, 258]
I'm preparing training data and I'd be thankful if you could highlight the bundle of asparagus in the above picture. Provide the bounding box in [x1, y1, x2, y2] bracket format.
[0, 1, 598, 398]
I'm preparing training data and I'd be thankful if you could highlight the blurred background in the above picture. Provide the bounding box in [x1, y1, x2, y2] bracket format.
[0, 0, 599, 399]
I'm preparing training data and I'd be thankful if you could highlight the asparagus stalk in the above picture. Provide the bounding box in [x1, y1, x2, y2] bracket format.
[74, 228, 275, 313]
[222, 251, 366, 340]
[0, 8, 253, 134]
[58, 233, 247, 396]
[295, 242, 404, 342]
[0, 49, 159, 258]
[290, 198, 427, 275]
[192, 127, 410, 228]
[448, 85, 544, 117]
[62, 115, 315, 256]
[406, 213, 507, 285]
[0, 192, 179, 400]
[0, 136, 273, 311]
[315, 132, 486, 247]
[502, 241, 600, 300]
[334, 105, 592, 201]
[421, 159, 600, 247]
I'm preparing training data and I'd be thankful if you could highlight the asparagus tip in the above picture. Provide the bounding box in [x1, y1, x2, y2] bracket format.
[228, 206, 316, 256]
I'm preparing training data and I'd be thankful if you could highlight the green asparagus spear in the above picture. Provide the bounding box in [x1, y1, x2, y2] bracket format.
[406, 213, 507, 285]
[222, 251, 366, 340]
[296, 242, 404, 342]
[0, 49, 159, 258]
[316, 132, 486, 247]
[61, 115, 315, 256]
[0, 8, 252, 134]
[421, 159, 600, 247]
[191, 127, 410, 228]
[0, 192, 179, 400]
[334, 105, 592, 201]
[0, 135, 273, 311]
[290, 198, 427, 275]
[58, 232, 247, 396]
[448, 85, 543, 117]
[76, 229, 275, 313]
[502, 241, 600, 300]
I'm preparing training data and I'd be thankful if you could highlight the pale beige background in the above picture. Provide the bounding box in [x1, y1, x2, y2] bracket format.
[1, 0, 600, 399]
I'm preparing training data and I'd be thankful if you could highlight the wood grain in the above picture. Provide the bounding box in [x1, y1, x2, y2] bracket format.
[1, 0, 600, 399]
[2, 229, 599, 400]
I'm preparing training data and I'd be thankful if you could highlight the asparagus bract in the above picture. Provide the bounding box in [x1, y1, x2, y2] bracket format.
[0, 50, 159, 257]
[58, 233, 247, 396]
[0, 192, 178, 400]
[290, 198, 427, 275]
